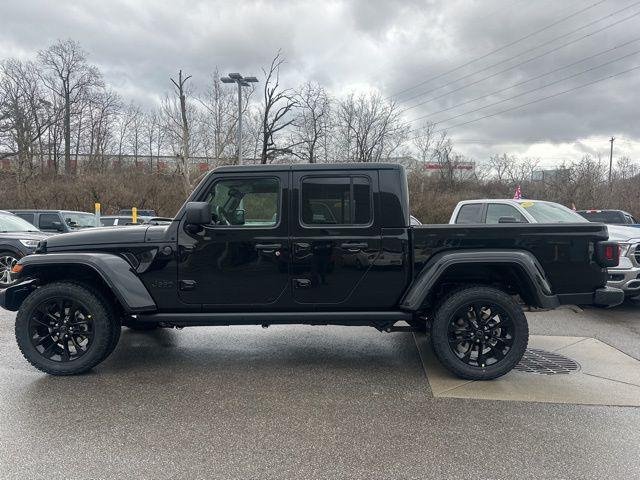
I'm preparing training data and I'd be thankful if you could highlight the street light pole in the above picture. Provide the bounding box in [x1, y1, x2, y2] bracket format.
[221, 73, 258, 165]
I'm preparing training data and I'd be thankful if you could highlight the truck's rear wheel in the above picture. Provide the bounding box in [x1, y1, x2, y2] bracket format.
[15, 282, 118, 375]
[430, 286, 528, 380]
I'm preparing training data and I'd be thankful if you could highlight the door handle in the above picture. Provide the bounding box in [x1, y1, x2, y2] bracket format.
[340, 242, 368, 252]
[294, 278, 312, 289]
[294, 242, 311, 252]
[256, 243, 282, 253]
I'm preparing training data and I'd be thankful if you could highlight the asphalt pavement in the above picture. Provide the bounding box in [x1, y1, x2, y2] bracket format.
[0, 301, 639, 479]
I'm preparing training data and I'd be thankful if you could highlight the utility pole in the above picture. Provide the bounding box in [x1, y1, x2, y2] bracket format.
[221, 73, 258, 165]
[608, 136, 615, 186]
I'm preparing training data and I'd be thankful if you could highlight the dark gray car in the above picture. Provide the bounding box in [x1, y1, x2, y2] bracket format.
[9, 210, 98, 233]
[0, 211, 49, 287]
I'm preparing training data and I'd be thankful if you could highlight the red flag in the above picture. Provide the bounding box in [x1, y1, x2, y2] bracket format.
[513, 185, 522, 200]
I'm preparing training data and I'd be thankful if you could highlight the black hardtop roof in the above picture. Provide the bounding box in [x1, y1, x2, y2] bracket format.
[212, 162, 403, 174]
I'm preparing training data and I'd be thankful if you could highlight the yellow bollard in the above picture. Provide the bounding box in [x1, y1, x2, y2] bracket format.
[132, 207, 137, 224]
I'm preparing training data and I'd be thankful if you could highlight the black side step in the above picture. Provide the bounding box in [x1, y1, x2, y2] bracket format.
[136, 311, 413, 328]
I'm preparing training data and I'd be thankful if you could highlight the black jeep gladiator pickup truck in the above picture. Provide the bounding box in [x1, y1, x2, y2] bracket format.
[0, 163, 624, 379]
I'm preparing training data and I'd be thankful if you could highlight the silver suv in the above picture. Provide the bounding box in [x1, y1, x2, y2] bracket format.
[450, 199, 640, 298]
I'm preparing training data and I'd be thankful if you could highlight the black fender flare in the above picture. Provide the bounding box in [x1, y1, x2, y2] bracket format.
[400, 249, 559, 311]
[16, 253, 157, 313]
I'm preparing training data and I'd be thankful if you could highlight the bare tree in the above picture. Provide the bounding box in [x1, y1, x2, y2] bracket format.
[259, 51, 299, 164]
[163, 69, 193, 194]
[335, 92, 405, 162]
[292, 82, 330, 163]
[0, 59, 56, 189]
[488, 153, 514, 181]
[38, 39, 103, 174]
[412, 122, 450, 170]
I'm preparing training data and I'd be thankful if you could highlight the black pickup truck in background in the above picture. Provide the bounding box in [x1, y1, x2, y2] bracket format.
[0, 163, 623, 379]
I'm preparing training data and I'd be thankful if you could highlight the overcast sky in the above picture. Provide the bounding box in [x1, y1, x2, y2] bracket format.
[1, 0, 639, 166]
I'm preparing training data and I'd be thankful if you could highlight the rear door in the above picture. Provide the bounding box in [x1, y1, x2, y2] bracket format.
[290, 170, 381, 307]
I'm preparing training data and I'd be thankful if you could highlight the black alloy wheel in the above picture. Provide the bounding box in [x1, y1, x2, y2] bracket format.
[28, 297, 94, 363]
[15, 282, 118, 375]
[447, 302, 514, 368]
[430, 286, 528, 380]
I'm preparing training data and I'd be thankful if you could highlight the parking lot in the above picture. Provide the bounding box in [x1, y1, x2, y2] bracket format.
[0, 302, 639, 479]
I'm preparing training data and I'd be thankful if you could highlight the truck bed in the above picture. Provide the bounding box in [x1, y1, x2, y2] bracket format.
[411, 223, 610, 295]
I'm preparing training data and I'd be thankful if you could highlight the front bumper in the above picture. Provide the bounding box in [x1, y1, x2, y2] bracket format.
[607, 265, 640, 296]
[0, 279, 37, 311]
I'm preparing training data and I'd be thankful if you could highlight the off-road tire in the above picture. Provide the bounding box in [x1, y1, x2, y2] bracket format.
[15, 282, 119, 375]
[430, 286, 528, 380]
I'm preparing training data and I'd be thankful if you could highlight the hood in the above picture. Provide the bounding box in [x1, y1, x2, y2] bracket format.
[606, 224, 640, 243]
[0, 231, 49, 241]
[45, 225, 150, 249]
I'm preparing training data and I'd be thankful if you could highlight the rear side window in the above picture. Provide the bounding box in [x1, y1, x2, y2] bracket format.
[486, 204, 527, 224]
[39, 213, 61, 229]
[301, 176, 371, 226]
[15, 213, 35, 224]
[456, 204, 484, 224]
[100, 218, 117, 226]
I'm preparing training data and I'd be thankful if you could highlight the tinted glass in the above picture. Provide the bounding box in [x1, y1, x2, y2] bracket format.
[578, 211, 624, 224]
[14, 213, 35, 224]
[206, 177, 279, 227]
[301, 176, 371, 226]
[486, 204, 527, 224]
[456, 204, 484, 224]
[39, 213, 61, 229]
[100, 218, 117, 226]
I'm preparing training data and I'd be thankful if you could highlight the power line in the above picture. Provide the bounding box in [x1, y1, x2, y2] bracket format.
[389, 0, 609, 99]
[397, 1, 640, 106]
[403, 37, 640, 118]
[399, 8, 640, 114]
[408, 48, 640, 125]
[407, 64, 640, 139]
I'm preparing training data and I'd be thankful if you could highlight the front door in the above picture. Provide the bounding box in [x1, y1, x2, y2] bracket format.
[290, 171, 381, 307]
[177, 172, 290, 307]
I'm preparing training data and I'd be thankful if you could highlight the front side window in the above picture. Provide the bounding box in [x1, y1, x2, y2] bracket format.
[205, 177, 280, 228]
[301, 176, 371, 226]
[62, 212, 98, 228]
[486, 204, 527, 224]
[39, 213, 62, 230]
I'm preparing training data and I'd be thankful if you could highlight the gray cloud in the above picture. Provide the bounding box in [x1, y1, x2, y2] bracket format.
[0, 0, 638, 162]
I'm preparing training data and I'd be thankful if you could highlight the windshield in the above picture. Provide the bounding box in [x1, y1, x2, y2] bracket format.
[0, 214, 41, 232]
[62, 212, 98, 228]
[519, 201, 588, 223]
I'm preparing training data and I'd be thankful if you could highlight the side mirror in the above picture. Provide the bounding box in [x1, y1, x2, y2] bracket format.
[185, 202, 211, 225]
[498, 216, 520, 224]
[52, 221, 65, 231]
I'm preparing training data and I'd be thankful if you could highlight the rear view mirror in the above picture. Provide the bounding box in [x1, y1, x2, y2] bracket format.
[498, 216, 520, 224]
[185, 202, 211, 225]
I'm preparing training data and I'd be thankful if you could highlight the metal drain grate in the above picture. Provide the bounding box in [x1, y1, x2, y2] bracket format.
[514, 348, 581, 375]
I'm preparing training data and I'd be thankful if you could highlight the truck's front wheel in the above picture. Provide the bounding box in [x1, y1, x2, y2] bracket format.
[430, 286, 528, 380]
[15, 282, 118, 375]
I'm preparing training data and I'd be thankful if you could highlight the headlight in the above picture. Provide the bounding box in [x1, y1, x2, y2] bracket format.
[618, 243, 630, 257]
[19, 239, 40, 248]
